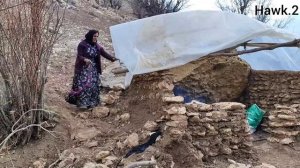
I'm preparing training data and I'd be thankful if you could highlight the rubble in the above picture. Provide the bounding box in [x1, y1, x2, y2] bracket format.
[77, 112, 89, 119]
[85, 141, 99, 148]
[124, 133, 139, 147]
[109, 108, 120, 115]
[83, 162, 108, 168]
[101, 94, 116, 105]
[227, 159, 251, 168]
[73, 127, 100, 141]
[32, 158, 47, 168]
[95, 151, 110, 162]
[101, 91, 121, 105]
[102, 156, 118, 165]
[254, 163, 277, 168]
[92, 107, 110, 118]
[262, 104, 300, 144]
[120, 113, 131, 122]
[227, 160, 277, 168]
[57, 152, 76, 168]
[144, 121, 159, 131]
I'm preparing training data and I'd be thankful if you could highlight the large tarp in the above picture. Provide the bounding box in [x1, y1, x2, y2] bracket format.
[110, 10, 300, 78]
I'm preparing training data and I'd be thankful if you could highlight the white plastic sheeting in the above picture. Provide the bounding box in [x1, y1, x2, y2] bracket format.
[110, 10, 300, 77]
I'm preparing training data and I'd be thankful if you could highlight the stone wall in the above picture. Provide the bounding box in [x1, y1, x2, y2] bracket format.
[242, 70, 300, 110]
[187, 102, 251, 157]
[262, 104, 300, 144]
[163, 101, 251, 158]
[130, 72, 252, 160]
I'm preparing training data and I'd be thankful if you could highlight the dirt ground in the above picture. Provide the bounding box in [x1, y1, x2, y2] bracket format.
[252, 131, 300, 168]
[1, 1, 300, 168]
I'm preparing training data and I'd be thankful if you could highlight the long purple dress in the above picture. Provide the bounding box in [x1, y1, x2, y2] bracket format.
[71, 40, 115, 107]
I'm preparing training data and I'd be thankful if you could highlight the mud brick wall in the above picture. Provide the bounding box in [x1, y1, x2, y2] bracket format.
[242, 70, 300, 110]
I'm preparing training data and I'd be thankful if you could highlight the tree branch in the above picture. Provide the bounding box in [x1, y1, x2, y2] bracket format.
[208, 39, 300, 57]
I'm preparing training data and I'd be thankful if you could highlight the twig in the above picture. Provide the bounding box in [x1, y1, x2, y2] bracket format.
[115, 157, 124, 168]
[48, 154, 61, 168]
[242, 42, 281, 48]
[125, 160, 157, 168]
[208, 39, 300, 57]
[12, 109, 58, 132]
[48, 146, 62, 168]
[0, 121, 57, 151]
[48, 158, 60, 168]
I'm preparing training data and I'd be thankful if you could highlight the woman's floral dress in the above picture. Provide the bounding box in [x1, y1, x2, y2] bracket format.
[71, 44, 100, 107]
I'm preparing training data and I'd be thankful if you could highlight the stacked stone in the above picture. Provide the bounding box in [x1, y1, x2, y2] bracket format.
[244, 71, 300, 110]
[186, 102, 251, 157]
[163, 97, 188, 137]
[262, 104, 300, 144]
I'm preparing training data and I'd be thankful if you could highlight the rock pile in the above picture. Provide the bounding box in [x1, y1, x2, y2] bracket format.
[262, 104, 300, 144]
[101, 90, 122, 105]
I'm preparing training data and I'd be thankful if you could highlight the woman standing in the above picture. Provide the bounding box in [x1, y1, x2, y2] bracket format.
[69, 30, 117, 109]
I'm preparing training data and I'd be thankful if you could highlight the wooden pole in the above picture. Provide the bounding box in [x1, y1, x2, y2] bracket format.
[209, 39, 300, 57]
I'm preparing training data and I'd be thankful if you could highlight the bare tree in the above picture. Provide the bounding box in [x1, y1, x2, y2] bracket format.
[254, 0, 271, 23]
[0, 0, 64, 147]
[216, 0, 292, 28]
[216, 0, 254, 15]
[131, 0, 189, 18]
[102, 0, 123, 9]
[273, 17, 294, 29]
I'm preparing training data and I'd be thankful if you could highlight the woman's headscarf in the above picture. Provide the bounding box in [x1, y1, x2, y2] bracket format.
[84, 29, 99, 45]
